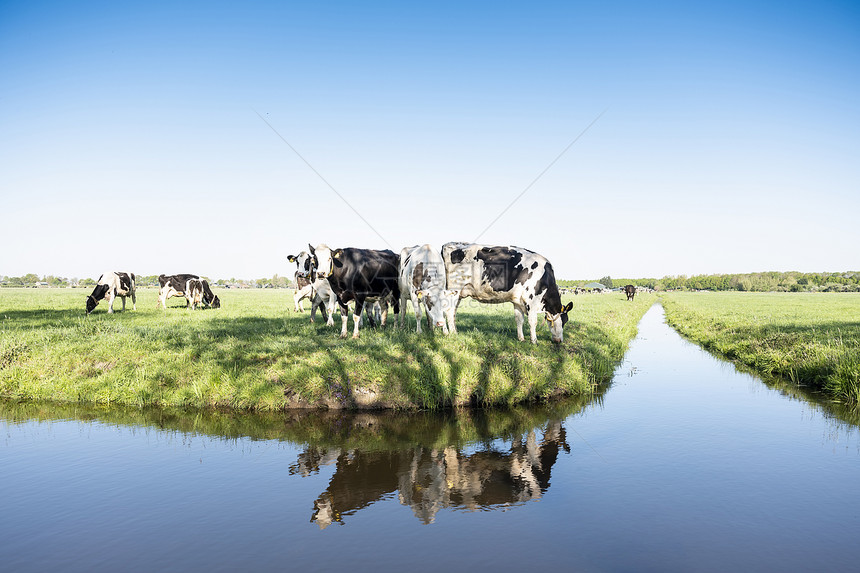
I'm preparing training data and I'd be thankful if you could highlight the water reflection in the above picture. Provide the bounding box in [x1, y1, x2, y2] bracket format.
[300, 420, 569, 528]
[0, 394, 600, 527]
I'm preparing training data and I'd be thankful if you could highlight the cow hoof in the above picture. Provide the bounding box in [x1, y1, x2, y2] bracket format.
[352, 334, 360, 339]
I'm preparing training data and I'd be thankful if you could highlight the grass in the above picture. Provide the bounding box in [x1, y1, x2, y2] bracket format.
[0, 288, 654, 411]
[661, 292, 860, 403]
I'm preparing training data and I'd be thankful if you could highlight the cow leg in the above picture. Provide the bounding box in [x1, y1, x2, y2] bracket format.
[398, 293, 407, 329]
[338, 303, 350, 338]
[379, 300, 388, 327]
[294, 287, 305, 312]
[446, 299, 460, 334]
[131, 290, 136, 310]
[352, 297, 366, 339]
[411, 294, 423, 333]
[513, 305, 525, 342]
[120, 295, 126, 312]
[107, 291, 116, 314]
[326, 291, 337, 327]
[527, 308, 539, 344]
[310, 294, 326, 323]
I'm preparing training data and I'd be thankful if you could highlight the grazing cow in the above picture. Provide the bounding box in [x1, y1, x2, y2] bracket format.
[310, 243, 400, 339]
[157, 274, 220, 309]
[185, 278, 205, 310]
[398, 244, 459, 334]
[287, 251, 337, 324]
[624, 284, 636, 301]
[86, 271, 136, 314]
[441, 242, 573, 344]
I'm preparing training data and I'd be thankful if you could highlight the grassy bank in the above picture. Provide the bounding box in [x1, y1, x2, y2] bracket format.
[661, 292, 860, 403]
[0, 288, 654, 411]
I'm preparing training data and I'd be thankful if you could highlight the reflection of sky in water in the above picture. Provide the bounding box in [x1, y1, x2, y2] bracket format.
[2, 304, 859, 572]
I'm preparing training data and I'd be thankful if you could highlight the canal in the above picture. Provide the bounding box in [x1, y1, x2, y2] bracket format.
[2, 304, 858, 572]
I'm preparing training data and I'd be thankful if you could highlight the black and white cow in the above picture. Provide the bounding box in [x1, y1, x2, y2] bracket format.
[310, 244, 400, 339]
[287, 251, 315, 312]
[624, 284, 636, 301]
[287, 250, 337, 324]
[186, 278, 205, 310]
[86, 271, 136, 314]
[398, 244, 459, 334]
[157, 274, 220, 310]
[441, 242, 573, 344]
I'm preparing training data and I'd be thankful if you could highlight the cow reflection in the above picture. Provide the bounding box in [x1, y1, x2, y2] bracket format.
[296, 422, 569, 528]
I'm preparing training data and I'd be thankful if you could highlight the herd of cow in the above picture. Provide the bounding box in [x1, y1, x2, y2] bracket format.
[85, 273, 220, 315]
[85, 242, 592, 344]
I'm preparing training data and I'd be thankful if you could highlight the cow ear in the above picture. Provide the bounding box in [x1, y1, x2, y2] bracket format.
[333, 249, 343, 259]
[563, 301, 573, 313]
[287, 255, 296, 262]
[308, 244, 315, 255]
[416, 291, 424, 300]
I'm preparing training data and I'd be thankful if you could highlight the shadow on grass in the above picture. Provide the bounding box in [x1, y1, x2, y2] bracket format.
[136, 307, 627, 409]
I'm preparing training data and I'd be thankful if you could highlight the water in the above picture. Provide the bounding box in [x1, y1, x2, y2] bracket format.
[2, 304, 859, 572]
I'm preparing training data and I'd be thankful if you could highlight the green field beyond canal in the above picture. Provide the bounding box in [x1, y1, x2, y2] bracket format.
[0, 288, 654, 410]
[661, 292, 860, 404]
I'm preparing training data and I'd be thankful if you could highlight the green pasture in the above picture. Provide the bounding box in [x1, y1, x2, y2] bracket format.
[0, 288, 654, 411]
[661, 292, 860, 403]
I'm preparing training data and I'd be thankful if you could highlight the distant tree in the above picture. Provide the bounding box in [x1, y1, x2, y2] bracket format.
[599, 276, 613, 289]
[22, 273, 39, 286]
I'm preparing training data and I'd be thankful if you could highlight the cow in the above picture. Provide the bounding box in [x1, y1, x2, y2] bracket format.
[287, 251, 315, 312]
[398, 244, 459, 334]
[86, 271, 136, 314]
[185, 278, 205, 310]
[441, 242, 573, 344]
[287, 251, 337, 324]
[624, 284, 636, 301]
[310, 243, 400, 339]
[157, 274, 220, 309]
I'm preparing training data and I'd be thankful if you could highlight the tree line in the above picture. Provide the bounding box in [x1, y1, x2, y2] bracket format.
[4, 271, 859, 293]
[0, 274, 291, 289]
[559, 271, 860, 293]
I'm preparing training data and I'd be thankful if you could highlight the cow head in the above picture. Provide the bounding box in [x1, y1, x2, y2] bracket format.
[85, 284, 110, 314]
[418, 288, 460, 329]
[210, 294, 221, 309]
[311, 244, 337, 279]
[545, 301, 573, 343]
[289, 250, 314, 278]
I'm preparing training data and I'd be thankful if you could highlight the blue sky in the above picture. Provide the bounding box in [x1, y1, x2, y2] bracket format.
[2, 1, 858, 280]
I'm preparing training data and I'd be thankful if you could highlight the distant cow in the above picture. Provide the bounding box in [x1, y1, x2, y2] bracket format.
[86, 271, 136, 314]
[311, 244, 400, 339]
[287, 250, 336, 324]
[442, 242, 573, 344]
[157, 274, 220, 309]
[398, 244, 459, 334]
[624, 284, 636, 301]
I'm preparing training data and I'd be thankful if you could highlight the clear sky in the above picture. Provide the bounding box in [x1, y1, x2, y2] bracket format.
[2, 1, 858, 281]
